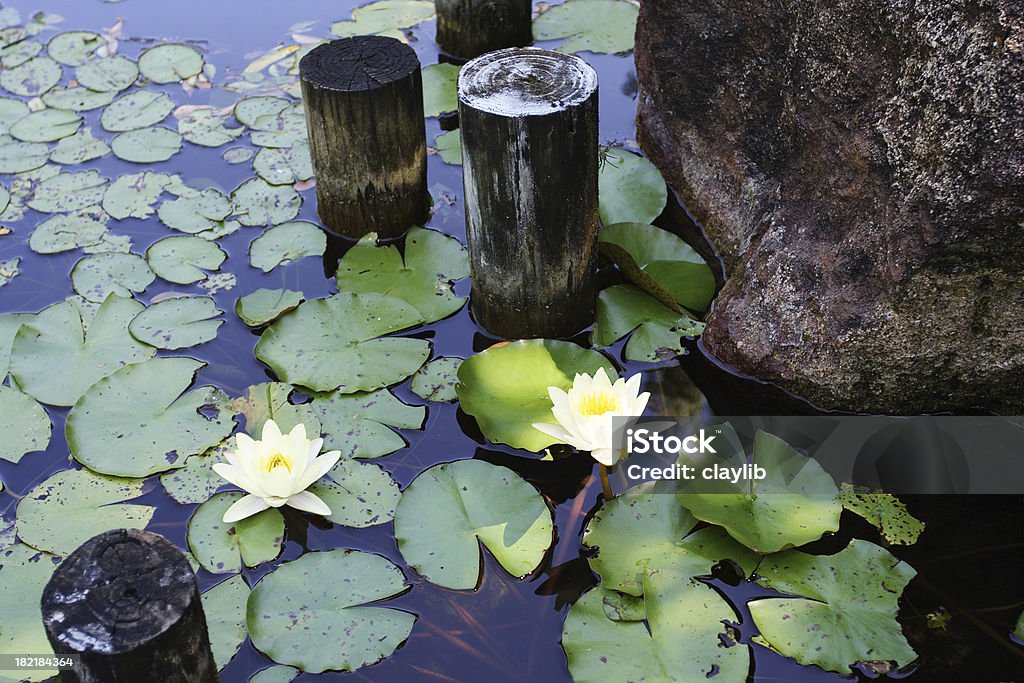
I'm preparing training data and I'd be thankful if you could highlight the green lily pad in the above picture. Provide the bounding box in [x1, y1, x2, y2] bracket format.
[0, 134, 48, 173]
[231, 177, 301, 226]
[0, 256, 20, 286]
[223, 146, 255, 164]
[837, 483, 925, 546]
[39, 85, 116, 111]
[248, 220, 325, 273]
[70, 251, 155, 302]
[247, 549, 416, 673]
[0, 56, 61, 96]
[49, 128, 110, 164]
[311, 388, 424, 458]
[0, 385, 51, 463]
[138, 43, 204, 84]
[455, 339, 615, 452]
[102, 171, 185, 219]
[46, 31, 103, 66]
[234, 96, 289, 127]
[29, 211, 109, 253]
[410, 356, 461, 402]
[100, 90, 175, 132]
[1, 39, 41, 69]
[308, 457, 402, 527]
[188, 492, 285, 574]
[749, 539, 918, 673]
[600, 222, 716, 313]
[252, 142, 313, 185]
[235, 288, 303, 327]
[335, 227, 469, 324]
[395, 459, 553, 590]
[422, 62, 460, 117]
[111, 126, 183, 163]
[534, 0, 639, 54]
[229, 382, 322, 437]
[0, 544, 61, 682]
[598, 147, 667, 226]
[677, 428, 842, 553]
[256, 292, 430, 393]
[248, 106, 307, 149]
[160, 441, 230, 505]
[9, 296, 155, 406]
[1015, 611, 1024, 641]
[178, 108, 243, 147]
[199, 272, 237, 295]
[0, 312, 32, 378]
[330, 0, 435, 39]
[8, 108, 81, 142]
[433, 128, 461, 164]
[146, 235, 226, 284]
[16, 468, 155, 556]
[129, 296, 224, 349]
[0, 96, 30, 134]
[157, 188, 233, 234]
[201, 574, 250, 670]
[66, 357, 235, 477]
[75, 55, 138, 91]
[249, 666, 299, 683]
[26, 169, 107, 213]
[592, 284, 704, 362]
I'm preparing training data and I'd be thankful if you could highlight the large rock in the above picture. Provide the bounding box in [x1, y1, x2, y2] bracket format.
[635, 0, 1024, 413]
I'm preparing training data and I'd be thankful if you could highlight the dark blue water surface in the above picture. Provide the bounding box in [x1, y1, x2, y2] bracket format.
[0, 2, 1022, 682]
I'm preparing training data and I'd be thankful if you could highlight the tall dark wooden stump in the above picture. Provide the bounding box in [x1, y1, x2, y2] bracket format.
[41, 529, 218, 683]
[458, 48, 599, 338]
[435, 0, 532, 59]
[300, 36, 429, 240]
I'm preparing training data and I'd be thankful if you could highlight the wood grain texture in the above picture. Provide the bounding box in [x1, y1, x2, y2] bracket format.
[458, 48, 599, 338]
[435, 0, 532, 59]
[41, 529, 218, 683]
[300, 36, 429, 239]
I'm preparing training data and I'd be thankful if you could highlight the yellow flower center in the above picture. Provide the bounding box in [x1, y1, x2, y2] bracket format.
[578, 391, 619, 417]
[265, 452, 292, 474]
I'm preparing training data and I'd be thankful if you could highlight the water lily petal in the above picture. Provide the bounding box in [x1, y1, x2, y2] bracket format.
[590, 447, 619, 466]
[261, 417, 283, 442]
[286, 489, 331, 516]
[222, 493, 271, 522]
[212, 462, 266, 498]
[296, 449, 341, 491]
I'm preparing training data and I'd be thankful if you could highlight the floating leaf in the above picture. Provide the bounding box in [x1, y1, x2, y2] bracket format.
[0, 56, 61, 96]
[311, 388, 424, 458]
[100, 90, 175, 132]
[230, 382, 322, 437]
[138, 43, 204, 83]
[598, 147, 666, 225]
[146, 235, 226, 284]
[433, 128, 461, 164]
[592, 284, 704, 362]
[66, 357, 235, 477]
[248, 549, 415, 673]
[178, 108, 243, 147]
[29, 211, 107, 253]
[129, 296, 223, 349]
[256, 292, 430, 393]
[0, 544, 61, 682]
[160, 442, 230, 505]
[26, 169, 107, 213]
[0, 134, 48, 173]
[235, 288, 303, 327]
[49, 128, 110, 164]
[46, 31, 103, 66]
[188, 492, 285, 574]
[750, 540, 918, 673]
[455, 339, 615, 452]
[9, 296, 155, 406]
[75, 55, 138, 91]
[231, 177, 301, 226]
[335, 227, 469, 324]
[222, 146, 255, 164]
[111, 126, 182, 163]
[252, 142, 312, 185]
[248, 220, 325, 273]
[248, 105, 307, 149]
[600, 222, 716, 313]
[0, 256, 20, 286]
[534, 0, 639, 54]
[40, 85, 115, 111]
[201, 574, 250, 670]
[422, 62, 460, 118]
[308, 457, 401, 527]
[199, 272, 237, 295]
[330, 0, 435, 39]
[0, 385, 51, 463]
[234, 96, 289, 127]
[395, 459, 553, 589]
[1, 38, 41, 68]
[157, 188, 232, 234]
[0, 312, 32, 378]
[102, 171, 183, 219]
[70, 251, 154, 302]
[16, 468, 154, 556]
[249, 666, 299, 683]
[677, 428, 841, 553]
[410, 356, 461, 403]
[0, 96, 30, 134]
[8, 108, 81, 142]
[838, 484, 925, 546]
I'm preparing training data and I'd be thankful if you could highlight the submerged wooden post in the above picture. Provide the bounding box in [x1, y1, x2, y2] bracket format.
[300, 36, 429, 240]
[435, 0, 532, 59]
[458, 48, 599, 338]
[41, 529, 218, 683]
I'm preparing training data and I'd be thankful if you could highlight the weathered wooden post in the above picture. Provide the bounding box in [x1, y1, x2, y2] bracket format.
[458, 48, 599, 338]
[300, 36, 430, 240]
[41, 529, 218, 683]
[435, 0, 532, 59]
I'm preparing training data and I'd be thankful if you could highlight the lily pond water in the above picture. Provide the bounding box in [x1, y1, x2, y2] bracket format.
[0, 1, 1022, 682]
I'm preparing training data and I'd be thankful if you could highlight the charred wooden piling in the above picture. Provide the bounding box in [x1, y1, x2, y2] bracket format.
[41, 529, 219, 683]
[435, 0, 533, 59]
[458, 48, 599, 338]
[299, 36, 429, 240]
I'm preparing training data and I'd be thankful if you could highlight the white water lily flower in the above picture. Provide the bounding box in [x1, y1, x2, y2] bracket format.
[213, 419, 341, 523]
[532, 367, 650, 466]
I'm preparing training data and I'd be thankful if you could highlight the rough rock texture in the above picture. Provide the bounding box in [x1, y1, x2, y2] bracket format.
[635, 0, 1024, 413]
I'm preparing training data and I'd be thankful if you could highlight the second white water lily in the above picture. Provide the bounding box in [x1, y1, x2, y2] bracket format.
[532, 367, 650, 466]
[213, 418, 341, 523]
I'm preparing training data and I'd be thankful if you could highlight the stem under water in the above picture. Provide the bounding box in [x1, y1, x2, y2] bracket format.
[599, 464, 614, 500]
